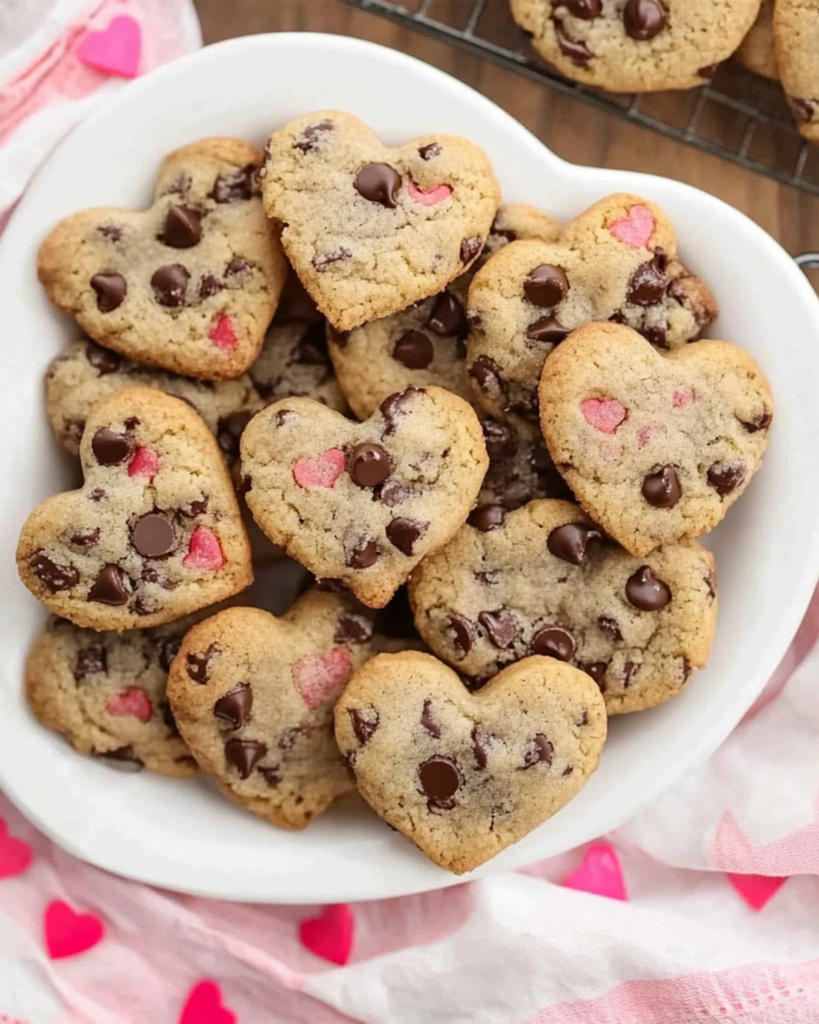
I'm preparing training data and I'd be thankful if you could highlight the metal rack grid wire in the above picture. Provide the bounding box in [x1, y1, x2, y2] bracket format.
[339, 0, 819, 197]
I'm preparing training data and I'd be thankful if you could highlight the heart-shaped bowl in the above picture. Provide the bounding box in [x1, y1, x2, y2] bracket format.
[2, 33, 818, 904]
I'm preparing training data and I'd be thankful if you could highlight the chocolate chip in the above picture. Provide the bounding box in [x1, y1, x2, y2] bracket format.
[508, 391, 540, 418]
[167, 173, 191, 195]
[258, 767, 282, 786]
[216, 410, 253, 461]
[598, 616, 622, 641]
[419, 756, 461, 805]
[97, 221, 123, 240]
[460, 237, 483, 264]
[347, 537, 378, 569]
[90, 272, 127, 312]
[526, 315, 570, 345]
[225, 738, 267, 779]
[161, 204, 201, 248]
[69, 527, 100, 548]
[789, 97, 815, 124]
[475, 569, 500, 585]
[623, 661, 638, 687]
[274, 409, 296, 428]
[554, 22, 593, 63]
[479, 608, 517, 649]
[349, 707, 379, 744]
[178, 495, 209, 518]
[622, 0, 666, 40]
[187, 643, 220, 683]
[447, 614, 475, 657]
[225, 256, 253, 279]
[142, 566, 174, 590]
[418, 142, 441, 160]
[472, 727, 492, 768]
[354, 163, 402, 208]
[89, 488, 106, 502]
[73, 646, 107, 680]
[482, 418, 516, 460]
[386, 518, 428, 555]
[547, 522, 602, 565]
[627, 251, 668, 305]
[585, 663, 608, 691]
[380, 387, 423, 434]
[86, 342, 122, 375]
[393, 330, 434, 370]
[427, 292, 468, 337]
[155, 636, 182, 673]
[642, 465, 681, 508]
[421, 699, 441, 738]
[214, 683, 252, 729]
[467, 504, 507, 532]
[210, 165, 256, 203]
[531, 626, 575, 661]
[335, 613, 374, 644]
[95, 746, 144, 772]
[740, 410, 772, 433]
[523, 734, 553, 768]
[641, 325, 668, 349]
[705, 570, 717, 601]
[293, 119, 335, 152]
[292, 321, 329, 365]
[469, 355, 505, 395]
[91, 427, 132, 466]
[88, 565, 129, 605]
[131, 513, 176, 558]
[707, 462, 746, 497]
[375, 481, 410, 507]
[565, 0, 601, 15]
[626, 566, 671, 611]
[198, 274, 222, 299]
[313, 248, 352, 272]
[524, 264, 569, 308]
[346, 443, 390, 489]
[680, 658, 692, 683]
[151, 264, 189, 307]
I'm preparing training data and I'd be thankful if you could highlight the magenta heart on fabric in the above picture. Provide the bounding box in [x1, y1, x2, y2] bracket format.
[178, 980, 237, 1024]
[299, 904, 354, 965]
[44, 900, 105, 959]
[562, 843, 627, 901]
[77, 15, 142, 78]
[0, 818, 32, 879]
[727, 872, 786, 911]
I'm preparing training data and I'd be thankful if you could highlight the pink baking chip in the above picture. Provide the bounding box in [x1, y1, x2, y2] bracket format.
[183, 527, 225, 571]
[293, 449, 346, 489]
[209, 314, 238, 350]
[637, 424, 664, 448]
[407, 180, 452, 206]
[128, 446, 158, 481]
[673, 389, 695, 407]
[293, 648, 353, 709]
[581, 398, 627, 434]
[105, 687, 153, 723]
[608, 204, 654, 249]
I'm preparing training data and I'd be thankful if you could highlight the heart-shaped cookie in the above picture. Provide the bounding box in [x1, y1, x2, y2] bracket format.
[167, 593, 378, 829]
[240, 386, 489, 608]
[260, 111, 501, 331]
[26, 612, 202, 776]
[409, 498, 717, 714]
[334, 650, 606, 873]
[38, 138, 288, 380]
[539, 323, 773, 556]
[466, 193, 717, 421]
[17, 387, 252, 630]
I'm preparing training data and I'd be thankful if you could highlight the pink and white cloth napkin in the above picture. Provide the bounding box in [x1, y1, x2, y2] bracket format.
[3, 3, 819, 1022]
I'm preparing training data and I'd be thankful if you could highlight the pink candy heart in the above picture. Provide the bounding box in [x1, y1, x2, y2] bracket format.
[0, 818, 32, 879]
[183, 527, 225, 572]
[727, 873, 786, 912]
[77, 15, 142, 79]
[209, 314, 238, 351]
[128, 446, 159, 481]
[608, 204, 654, 249]
[299, 904, 354, 965]
[293, 449, 346, 489]
[563, 843, 627, 901]
[407, 180, 452, 206]
[178, 979, 236, 1024]
[105, 688, 153, 723]
[44, 900, 105, 960]
[672, 389, 695, 408]
[293, 649, 353, 710]
[580, 398, 627, 434]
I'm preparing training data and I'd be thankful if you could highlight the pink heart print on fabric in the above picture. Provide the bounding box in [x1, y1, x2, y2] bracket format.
[0, 818, 32, 879]
[608, 204, 654, 249]
[727, 873, 787, 911]
[407, 180, 453, 206]
[580, 398, 627, 434]
[562, 843, 628, 901]
[293, 649, 353, 710]
[293, 449, 346, 489]
[178, 979, 237, 1024]
[44, 900, 105, 959]
[299, 904, 355, 965]
[77, 15, 142, 79]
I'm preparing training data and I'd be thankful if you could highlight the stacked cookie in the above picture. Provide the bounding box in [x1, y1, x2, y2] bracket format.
[511, 0, 819, 142]
[18, 111, 772, 875]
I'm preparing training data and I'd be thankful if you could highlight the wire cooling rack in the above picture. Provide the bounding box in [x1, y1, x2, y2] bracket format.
[339, 0, 819, 197]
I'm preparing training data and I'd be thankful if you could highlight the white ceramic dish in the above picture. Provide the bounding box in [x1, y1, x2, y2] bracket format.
[1, 33, 818, 904]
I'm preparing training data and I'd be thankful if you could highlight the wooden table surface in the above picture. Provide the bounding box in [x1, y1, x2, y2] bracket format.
[194, 0, 819, 285]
